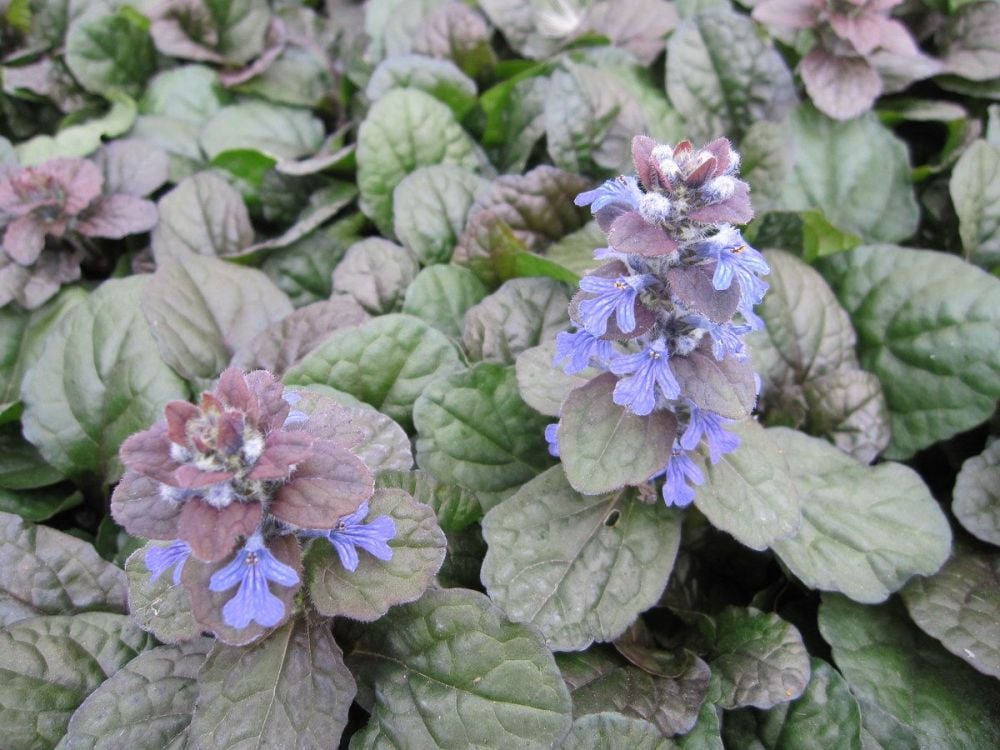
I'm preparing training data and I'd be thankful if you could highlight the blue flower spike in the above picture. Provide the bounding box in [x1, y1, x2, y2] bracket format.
[209, 533, 300, 630]
[609, 339, 681, 416]
[325, 502, 396, 572]
[661, 451, 705, 508]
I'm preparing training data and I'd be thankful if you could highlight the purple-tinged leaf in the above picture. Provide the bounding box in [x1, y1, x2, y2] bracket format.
[667, 264, 740, 323]
[672, 350, 757, 420]
[75, 194, 158, 239]
[800, 47, 882, 122]
[608, 211, 678, 256]
[2, 215, 47, 265]
[271, 439, 373, 529]
[93, 140, 170, 197]
[176, 498, 263, 563]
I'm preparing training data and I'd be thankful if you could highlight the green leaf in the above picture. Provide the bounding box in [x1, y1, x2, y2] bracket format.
[515, 341, 595, 418]
[819, 594, 1000, 749]
[262, 214, 366, 307]
[800, 210, 862, 263]
[545, 61, 648, 176]
[952, 441, 1000, 545]
[367, 54, 478, 120]
[393, 164, 487, 265]
[665, 8, 794, 141]
[189, 616, 356, 749]
[694, 419, 800, 551]
[722, 658, 863, 750]
[740, 120, 792, 214]
[331, 238, 420, 315]
[347, 587, 572, 748]
[411, 1, 497, 79]
[902, 550, 1000, 678]
[21, 277, 188, 485]
[817, 244, 1000, 459]
[0, 613, 155, 750]
[951, 139, 1000, 271]
[780, 106, 919, 243]
[402, 265, 489, 339]
[285, 313, 465, 431]
[124, 543, 203, 645]
[210, 148, 276, 188]
[199, 102, 325, 160]
[558, 646, 711, 737]
[15, 96, 137, 166]
[482, 465, 681, 650]
[558, 373, 676, 496]
[0, 511, 127, 619]
[151, 172, 254, 261]
[357, 88, 478, 237]
[561, 712, 673, 749]
[377, 469, 482, 533]
[413, 363, 553, 492]
[0, 430, 62, 490]
[453, 166, 590, 286]
[0, 289, 86, 423]
[707, 606, 810, 710]
[481, 74, 549, 173]
[677, 700, 724, 750]
[0, 487, 83, 524]
[57, 640, 211, 750]
[544, 221, 609, 279]
[143, 254, 293, 382]
[800, 370, 890, 465]
[769, 428, 951, 603]
[306, 488, 446, 621]
[463, 277, 571, 364]
[65, 12, 157, 98]
[141, 65, 225, 123]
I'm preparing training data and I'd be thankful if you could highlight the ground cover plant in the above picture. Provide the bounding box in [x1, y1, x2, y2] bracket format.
[0, 0, 998, 747]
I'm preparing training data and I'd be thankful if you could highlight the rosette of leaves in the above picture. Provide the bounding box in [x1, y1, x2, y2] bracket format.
[752, 0, 940, 120]
[0, 148, 163, 309]
[548, 135, 763, 508]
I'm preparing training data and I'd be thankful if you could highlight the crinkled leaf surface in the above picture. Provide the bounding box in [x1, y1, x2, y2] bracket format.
[402, 265, 488, 339]
[151, 172, 254, 262]
[463, 277, 571, 364]
[21, 277, 188, 484]
[377, 469, 482, 533]
[56, 639, 211, 750]
[769, 428, 951, 603]
[819, 595, 1000, 749]
[393, 164, 487, 265]
[561, 712, 671, 749]
[306, 488, 445, 621]
[413, 363, 553, 493]
[952, 441, 1000, 545]
[65, 12, 157, 99]
[367, 54, 478, 120]
[722, 658, 862, 750]
[666, 8, 796, 141]
[0, 487, 82, 525]
[331, 238, 420, 315]
[482, 465, 681, 650]
[817, 244, 1000, 459]
[0, 613, 155, 750]
[0, 511, 126, 620]
[143, 254, 293, 382]
[357, 88, 479, 237]
[199, 102, 325, 160]
[142, 65, 224, 123]
[558, 373, 677, 495]
[285, 313, 464, 431]
[515, 341, 596, 418]
[124, 543, 202, 645]
[951, 139, 1000, 270]
[780, 106, 919, 244]
[902, 550, 1000, 678]
[694, 419, 800, 551]
[707, 606, 810, 710]
[347, 587, 572, 749]
[189, 616, 356, 750]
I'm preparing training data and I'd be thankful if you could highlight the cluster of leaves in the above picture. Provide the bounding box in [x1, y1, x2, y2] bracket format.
[0, 0, 999, 748]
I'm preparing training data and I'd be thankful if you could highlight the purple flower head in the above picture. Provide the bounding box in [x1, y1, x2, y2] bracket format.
[322, 501, 396, 572]
[208, 533, 300, 630]
[661, 450, 705, 508]
[575, 175, 641, 213]
[610, 339, 681, 416]
[680, 405, 740, 464]
[577, 273, 653, 336]
[146, 540, 192, 585]
[545, 423, 560, 457]
[554, 330, 612, 375]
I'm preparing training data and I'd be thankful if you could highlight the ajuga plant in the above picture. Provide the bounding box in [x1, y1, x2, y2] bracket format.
[548, 135, 766, 506]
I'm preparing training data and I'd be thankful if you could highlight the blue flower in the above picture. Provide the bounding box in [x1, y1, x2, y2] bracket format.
[323, 502, 396, 572]
[146, 540, 191, 585]
[687, 314, 749, 361]
[577, 273, 652, 336]
[545, 423, 560, 457]
[575, 175, 641, 213]
[209, 533, 300, 630]
[609, 339, 681, 416]
[680, 405, 740, 464]
[692, 227, 769, 305]
[661, 451, 704, 508]
[554, 330, 612, 375]
[281, 390, 308, 427]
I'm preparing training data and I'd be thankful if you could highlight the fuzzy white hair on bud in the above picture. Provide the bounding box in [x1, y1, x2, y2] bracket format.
[170, 443, 193, 464]
[242, 432, 265, 465]
[638, 192, 673, 225]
